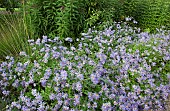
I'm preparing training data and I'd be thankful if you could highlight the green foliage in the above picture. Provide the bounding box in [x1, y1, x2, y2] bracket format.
[0, 0, 21, 13]
[138, 0, 170, 33]
[0, 8, 34, 60]
[0, 22, 169, 110]
[127, 36, 170, 84]
[26, 0, 81, 39]
[112, 0, 170, 33]
[26, 0, 115, 40]
[82, 0, 115, 30]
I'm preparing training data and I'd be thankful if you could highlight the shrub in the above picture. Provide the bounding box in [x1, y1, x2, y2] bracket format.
[112, 0, 170, 33]
[25, 0, 115, 40]
[0, 22, 170, 111]
[0, 0, 21, 13]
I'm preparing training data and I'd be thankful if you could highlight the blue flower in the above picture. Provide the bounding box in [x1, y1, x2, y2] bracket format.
[42, 35, 48, 43]
[60, 57, 68, 67]
[2, 90, 10, 96]
[65, 37, 73, 42]
[31, 89, 37, 96]
[74, 94, 80, 106]
[90, 73, 99, 84]
[49, 93, 56, 100]
[40, 78, 47, 87]
[35, 38, 41, 45]
[101, 102, 112, 111]
[60, 70, 68, 80]
[75, 82, 82, 92]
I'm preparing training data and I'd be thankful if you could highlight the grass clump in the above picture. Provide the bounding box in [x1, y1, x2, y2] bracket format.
[0, 5, 35, 61]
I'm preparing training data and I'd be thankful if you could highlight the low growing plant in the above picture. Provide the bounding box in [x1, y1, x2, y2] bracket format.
[0, 22, 170, 111]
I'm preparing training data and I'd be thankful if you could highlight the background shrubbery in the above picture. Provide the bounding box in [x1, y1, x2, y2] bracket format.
[112, 0, 170, 33]
[0, 0, 21, 13]
[1, 0, 170, 39]
[24, 0, 170, 39]
[25, 0, 115, 40]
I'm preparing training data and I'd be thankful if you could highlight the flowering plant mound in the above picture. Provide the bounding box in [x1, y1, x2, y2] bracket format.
[0, 22, 170, 111]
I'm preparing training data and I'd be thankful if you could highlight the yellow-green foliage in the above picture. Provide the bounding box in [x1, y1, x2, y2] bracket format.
[0, 13, 32, 60]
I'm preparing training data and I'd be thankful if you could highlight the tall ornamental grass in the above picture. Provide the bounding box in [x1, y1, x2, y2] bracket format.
[0, 22, 170, 111]
[0, 4, 35, 60]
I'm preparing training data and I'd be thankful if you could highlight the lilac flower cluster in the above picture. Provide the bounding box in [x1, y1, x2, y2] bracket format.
[0, 23, 170, 111]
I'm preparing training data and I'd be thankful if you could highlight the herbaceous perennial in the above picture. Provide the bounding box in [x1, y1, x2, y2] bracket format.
[0, 22, 170, 111]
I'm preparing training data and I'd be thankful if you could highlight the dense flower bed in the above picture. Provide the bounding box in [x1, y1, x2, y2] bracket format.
[0, 22, 170, 111]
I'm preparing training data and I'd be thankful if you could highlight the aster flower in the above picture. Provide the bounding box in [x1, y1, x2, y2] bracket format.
[101, 102, 112, 111]
[64, 99, 70, 106]
[35, 38, 41, 45]
[49, 93, 56, 100]
[92, 93, 100, 100]
[28, 39, 34, 43]
[52, 51, 60, 59]
[40, 78, 47, 87]
[35, 94, 43, 102]
[65, 37, 73, 42]
[75, 81, 82, 92]
[31, 89, 37, 96]
[90, 73, 99, 84]
[73, 94, 80, 106]
[76, 73, 84, 81]
[21, 106, 30, 111]
[45, 68, 52, 77]
[12, 79, 19, 87]
[19, 51, 27, 56]
[11, 102, 21, 109]
[2, 90, 10, 96]
[103, 26, 115, 36]
[63, 106, 70, 110]
[96, 52, 107, 64]
[60, 70, 68, 80]
[60, 57, 68, 67]
[42, 35, 48, 43]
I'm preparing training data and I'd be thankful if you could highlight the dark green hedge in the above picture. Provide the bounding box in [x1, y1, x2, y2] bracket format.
[0, 0, 21, 13]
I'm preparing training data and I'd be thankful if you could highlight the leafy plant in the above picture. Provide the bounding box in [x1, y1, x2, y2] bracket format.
[25, 0, 115, 41]
[0, 0, 21, 13]
[112, 0, 170, 33]
[138, 0, 170, 33]
[0, 22, 169, 111]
